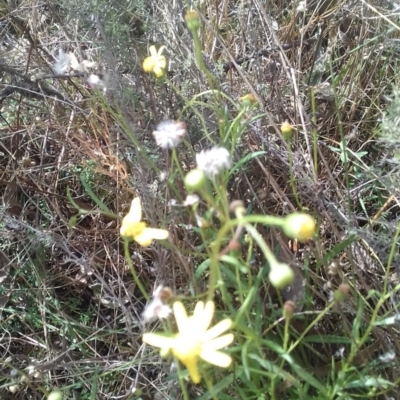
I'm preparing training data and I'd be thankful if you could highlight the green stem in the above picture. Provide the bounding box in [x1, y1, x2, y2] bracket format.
[123, 239, 149, 301]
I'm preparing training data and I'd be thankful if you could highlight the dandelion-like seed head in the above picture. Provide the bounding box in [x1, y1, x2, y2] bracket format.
[143, 300, 234, 383]
[183, 194, 200, 206]
[87, 74, 107, 91]
[196, 146, 231, 177]
[142, 285, 173, 323]
[53, 49, 71, 74]
[152, 120, 187, 149]
[297, 1, 307, 13]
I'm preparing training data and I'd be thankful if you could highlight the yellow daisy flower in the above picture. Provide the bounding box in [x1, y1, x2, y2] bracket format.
[142, 45, 167, 77]
[143, 300, 234, 384]
[120, 197, 169, 247]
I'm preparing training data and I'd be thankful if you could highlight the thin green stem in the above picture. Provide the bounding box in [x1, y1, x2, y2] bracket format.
[123, 239, 149, 301]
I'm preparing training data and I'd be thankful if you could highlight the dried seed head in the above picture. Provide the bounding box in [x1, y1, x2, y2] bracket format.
[142, 285, 174, 323]
[152, 120, 187, 149]
[196, 146, 231, 177]
[328, 260, 340, 276]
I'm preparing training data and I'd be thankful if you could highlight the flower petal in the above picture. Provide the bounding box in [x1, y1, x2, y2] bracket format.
[197, 301, 214, 333]
[143, 333, 174, 349]
[133, 227, 168, 246]
[142, 227, 169, 240]
[192, 301, 205, 321]
[200, 349, 232, 368]
[149, 45, 157, 57]
[202, 318, 232, 342]
[157, 45, 166, 56]
[173, 301, 188, 332]
[133, 231, 154, 247]
[128, 198, 142, 223]
[202, 333, 234, 351]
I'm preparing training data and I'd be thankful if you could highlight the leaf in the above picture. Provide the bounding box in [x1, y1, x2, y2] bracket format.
[194, 259, 211, 280]
[197, 372, 241, 400]
[343, 376, 394, 389]
[229, 151, 266, 177]
[303, 335, 353, 344]
[80, 174, 112, 214]
[241, 341, 251, 380]
[374, 314, 400, 326]
[280, 352, 328, 395]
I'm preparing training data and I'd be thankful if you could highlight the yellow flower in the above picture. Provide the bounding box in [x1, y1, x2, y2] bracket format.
[282, 212, 316, 242]
[120, 198, 169, 247]
[143, 301, 234, 384]
[142, 45, 167, 77]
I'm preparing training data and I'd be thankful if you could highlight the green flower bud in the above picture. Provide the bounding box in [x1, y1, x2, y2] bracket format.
[185, 10, 201, 31]
[283, 300, 295, 320]
[268, 262, 295, 289]
[334, 283, 350, 302]
[48, 391, 63, 400]
[281, 121, 293, 140]
[239, 94, 257, 107]
[184, 168, 206, 192]
[282, 213, 316, 242]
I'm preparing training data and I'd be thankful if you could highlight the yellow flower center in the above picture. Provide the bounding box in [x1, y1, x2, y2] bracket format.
[172, 332, 202, 361]
[124, 221, 146, 238]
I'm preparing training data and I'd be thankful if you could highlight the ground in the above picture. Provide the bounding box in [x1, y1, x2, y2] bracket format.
[0, 0, 400, 399]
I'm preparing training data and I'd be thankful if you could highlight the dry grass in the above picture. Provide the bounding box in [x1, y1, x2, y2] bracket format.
[1, 0, 400, 398]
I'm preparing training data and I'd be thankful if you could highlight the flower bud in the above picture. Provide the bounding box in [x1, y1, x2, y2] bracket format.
[239, 93, 257, 107]
[230, 200, 246, 219]
[228, 238, 241, 251]
[184, 168, 206, 192]
[268, 262, 295, 289]
[281, 121, 293, 140]
[282, 213, 316, 242]
[334, 283, 350, 302]
[48, 391, 62, 400]
[283, 300, 295, 319]
[185, 10, 200, 31]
